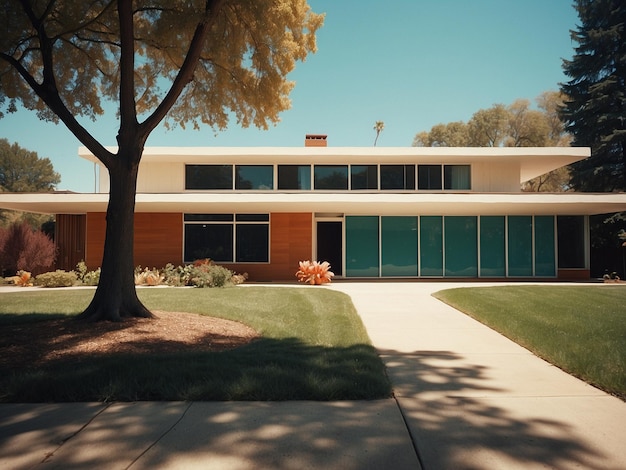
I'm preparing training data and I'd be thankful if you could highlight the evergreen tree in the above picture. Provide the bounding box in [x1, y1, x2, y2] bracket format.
[560, 0, 626, 192]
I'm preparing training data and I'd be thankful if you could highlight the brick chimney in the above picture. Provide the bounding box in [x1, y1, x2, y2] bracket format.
[305, 134, 327, 147]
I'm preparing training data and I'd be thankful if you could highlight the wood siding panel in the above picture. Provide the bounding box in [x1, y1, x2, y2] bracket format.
[55, 214, 86, 271]
[85, 212, 183, 269]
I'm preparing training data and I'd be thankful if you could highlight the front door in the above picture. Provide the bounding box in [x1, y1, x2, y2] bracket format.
[316, 221, 343, 276]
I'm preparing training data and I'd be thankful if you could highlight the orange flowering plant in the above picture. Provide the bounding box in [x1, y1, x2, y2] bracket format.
[296, 260, 334, 285]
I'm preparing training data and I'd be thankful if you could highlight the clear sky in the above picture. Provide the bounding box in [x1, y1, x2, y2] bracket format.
[0, 0, 579, 193]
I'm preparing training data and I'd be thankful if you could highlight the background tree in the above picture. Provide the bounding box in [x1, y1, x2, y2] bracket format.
[0, 0, 323, 321]
[413, 93, 572, 191]
[373, 121, 384, 146]
[0, 139, 60, 228]
[560, 0, 626, 192]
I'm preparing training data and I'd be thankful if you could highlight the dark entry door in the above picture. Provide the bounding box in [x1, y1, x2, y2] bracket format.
[316, 221, 342, 276]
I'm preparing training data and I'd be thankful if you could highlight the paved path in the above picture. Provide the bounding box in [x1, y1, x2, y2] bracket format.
[1, 282, 625, 469]
[330, 282, 626, 470]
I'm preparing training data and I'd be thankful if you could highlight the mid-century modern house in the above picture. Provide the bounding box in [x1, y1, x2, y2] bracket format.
[2, 134, 626, 281]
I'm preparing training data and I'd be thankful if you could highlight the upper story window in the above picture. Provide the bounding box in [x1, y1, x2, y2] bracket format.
[235, 165, 273, 190]
[278, 165, 311, 190]
[418, 164, 471, 190]
[380, 165, 416, 190]
[314, 165, 348, 190]
[351, 165, 378, 190]
[186, 165, 232, 190]
[185, 165, 273, 190]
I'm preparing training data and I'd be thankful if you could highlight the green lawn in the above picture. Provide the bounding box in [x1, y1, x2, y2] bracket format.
[0, 286, 391, 402]
[433, 285, 626, 400]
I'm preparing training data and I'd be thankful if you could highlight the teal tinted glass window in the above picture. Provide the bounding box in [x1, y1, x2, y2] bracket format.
[351, 165, 378, 189]
[444, 216, 477, 276]
[420, 216, 443, 276]
[235, 165, 273, 190]
[278, 165, 311, 190]
[346, 216, 379, 277]
[508, 216, 533, 276]
[535, 216, 556, 276]
[314, 165, 348, 190]
[444, 165, 471, 189]
[185, 165, 232, 189]
[557, 216, 586, 268]
[418, 165, 442, 190]
[480, 216, 505, 276]
[381, 217, 418, 276]
[380, 165, 416, 190]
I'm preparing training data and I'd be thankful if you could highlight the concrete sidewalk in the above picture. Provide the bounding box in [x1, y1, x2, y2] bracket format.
[1, 282, 625, 469]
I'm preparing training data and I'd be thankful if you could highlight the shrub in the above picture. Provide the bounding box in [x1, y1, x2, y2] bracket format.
[75, 261, 100, 286]
[34, 270, 78, 287]
[187, 263, 234, 288]
[296, 260, 334, 285]
[15, 270, 33, 287]
[0, 221, 55, 275]
[134, 266, 165, 286]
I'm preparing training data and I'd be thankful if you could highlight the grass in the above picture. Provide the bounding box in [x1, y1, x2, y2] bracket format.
[0, 286, 391, 402]
[433, 285, 626, 400]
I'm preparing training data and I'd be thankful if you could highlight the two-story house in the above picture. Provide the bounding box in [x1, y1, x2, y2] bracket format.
[2, 135, 625, 281]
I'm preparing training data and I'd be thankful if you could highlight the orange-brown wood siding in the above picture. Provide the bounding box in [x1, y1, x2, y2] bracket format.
[222, 213, 313, 281]
[54, 214, 86, 271]
[85, 212, 183, 269]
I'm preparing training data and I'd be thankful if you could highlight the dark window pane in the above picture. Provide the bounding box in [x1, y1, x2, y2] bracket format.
[351, 165, 378, 189]
[278, 165, 311, 190]
[444, 165, 471, 189]
[508, 216, 533, 276]
[314, 165, 348, 190]
[184, 224, 233, 262]
[236, 214, 269, 222]
[184, 214, 233, 222]
[185, 165, 232, 190]
[236, 224, 269, 262]
[418, 165, 442, 190]
[380, 165, 415, 190]
[557, 216, 586, 268]
[235, 165, 273, 190]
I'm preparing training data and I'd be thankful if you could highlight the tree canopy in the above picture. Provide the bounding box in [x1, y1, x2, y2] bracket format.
[0, 0, 323, 321]
[0, 139, 60, 192]
[560, 0, 626, 192]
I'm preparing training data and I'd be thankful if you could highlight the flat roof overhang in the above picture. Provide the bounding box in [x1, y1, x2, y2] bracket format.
[2, 192, 625, 216]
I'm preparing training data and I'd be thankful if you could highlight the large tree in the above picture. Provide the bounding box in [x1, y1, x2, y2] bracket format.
[0, 139, 60, 192]
[560, 0, 626, 192]
[0, 0, 323, 321]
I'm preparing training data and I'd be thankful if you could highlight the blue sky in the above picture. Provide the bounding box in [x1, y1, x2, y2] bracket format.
[0, 0, 579, 192]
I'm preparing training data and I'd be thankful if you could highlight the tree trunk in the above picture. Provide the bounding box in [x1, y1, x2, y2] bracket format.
[77, 152, 153, 322]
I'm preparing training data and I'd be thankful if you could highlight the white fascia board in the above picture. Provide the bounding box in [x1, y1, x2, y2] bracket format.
[2, 191, 623, 216]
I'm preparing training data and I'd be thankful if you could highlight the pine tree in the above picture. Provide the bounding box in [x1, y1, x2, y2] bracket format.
[560, 0, 626, 192]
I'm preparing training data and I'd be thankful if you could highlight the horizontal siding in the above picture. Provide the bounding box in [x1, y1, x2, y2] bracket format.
[85, 212, 183, 269]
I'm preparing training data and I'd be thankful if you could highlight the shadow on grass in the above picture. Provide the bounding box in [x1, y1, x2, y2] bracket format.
[1, 336, 391, 402]
[380, 349, 608, 470]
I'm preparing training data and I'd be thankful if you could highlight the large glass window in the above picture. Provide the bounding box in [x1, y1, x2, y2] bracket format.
[480, 216, 506, 277]
[314, 165, 348, 190]
[185, 165, 232, 190]
[381, 216, 418, 276]
[278, 165, 311, 190]
[351, 165, 378, 190]
[508, 216, 533, 276]
[420, 216, 443, 276]
[346, 216, 379, 277]
[445, 216, 477, 276]
[535, 216, 556, 276]
[557, 215, 586, 268]
[235, 165, 273, 190]
[380, 165, 416, 190]
[183, 214, 269, 263]
[444, 165, 471, 190]
[418, 165, 442, 190]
